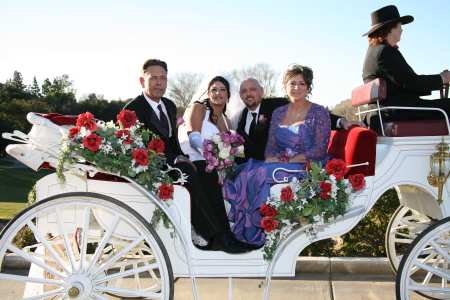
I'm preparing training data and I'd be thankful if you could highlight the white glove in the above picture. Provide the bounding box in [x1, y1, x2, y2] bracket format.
[189, 131, 203, 154]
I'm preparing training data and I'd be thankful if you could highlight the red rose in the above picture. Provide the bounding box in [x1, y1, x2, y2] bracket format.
[260, 203, 278, 217]
[261, 216, 279, 233]
[324, 159, 349, 181]
[76, 112, 98, 132]
[115, 129, 132, 144]
[132, 148, 149, 166]
[348, 174, 366, 191]
[69, 127, 80, 138]
[82, 133, 102, 151]
[117, 110, 138, 128]
[319, 181, 332, 199]
[158, 184, 174, 199]
[148, 137, 165, 155]
[280, 186, 294, 202]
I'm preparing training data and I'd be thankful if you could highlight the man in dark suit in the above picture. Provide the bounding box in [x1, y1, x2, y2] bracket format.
[235, 78, 364, 164]
[124, 59, 250, 253]
[362, 5, 450, 130]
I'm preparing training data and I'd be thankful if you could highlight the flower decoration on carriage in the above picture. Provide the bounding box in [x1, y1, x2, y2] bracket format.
[261, 158, 366, 261]
[203, 130, 245, 182]
[57, 110, 177, 200]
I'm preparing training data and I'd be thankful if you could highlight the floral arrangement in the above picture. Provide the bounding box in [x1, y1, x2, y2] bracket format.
[57, 111, 176, 200]
[260, 158, 366, 261]
[258, 114, 267, 124]
[175, 116, 185, 128]
[275, 148, 297, 163]
[202, 130, 245, 181]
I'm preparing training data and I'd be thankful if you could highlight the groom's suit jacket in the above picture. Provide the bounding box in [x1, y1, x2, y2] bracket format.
[123, 94, 183, 165]
[236, 98, 341, 164]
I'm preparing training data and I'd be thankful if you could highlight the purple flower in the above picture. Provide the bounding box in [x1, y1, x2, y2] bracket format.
[229, 135, 236, 144]
[212, 148, 218, 154]
[208, 156, 219, 166]
[222, 141, 230, 148]
[222, 133, 230, 143]
[258, 114, 266, 123]
[176, 116, 185, 126]
[205, 143, 213, 152]
[230, 147, 239, 156]
[224, 158, 233, 167]
[217, 161, 225, 170]
[206, 164, 215, 173]
[203, 151, 212, 160]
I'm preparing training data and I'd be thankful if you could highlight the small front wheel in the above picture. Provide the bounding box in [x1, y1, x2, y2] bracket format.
[0, 192, 174, 299]
[396, 216, 450, 300]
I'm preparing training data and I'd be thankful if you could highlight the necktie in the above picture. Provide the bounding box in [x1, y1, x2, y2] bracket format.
[249, 112, 257, 139]
[158, 104, 170, 137]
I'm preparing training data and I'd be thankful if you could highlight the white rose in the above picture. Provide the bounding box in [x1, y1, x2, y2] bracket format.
[212, 135, 221, 144]
[238, 145, 244, 153]
[219, 148, 230, 159]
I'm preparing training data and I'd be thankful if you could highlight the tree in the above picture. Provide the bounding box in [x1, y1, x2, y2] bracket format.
[51, 74, 77, 95]
[222, 62, 281, 97]
[41, 78, 52, 95]
[331, 99, 364, 121]
[10, 70, 27, 92]
[166, 72, 204, 116]
[43, 91, 76, 114]
[28, 76, 42, 100]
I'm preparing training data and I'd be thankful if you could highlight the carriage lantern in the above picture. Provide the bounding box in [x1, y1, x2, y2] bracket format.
[427, 137, 450, 205]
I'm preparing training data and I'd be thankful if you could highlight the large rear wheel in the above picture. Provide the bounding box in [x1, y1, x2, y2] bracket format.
[0, 192, 174, 299]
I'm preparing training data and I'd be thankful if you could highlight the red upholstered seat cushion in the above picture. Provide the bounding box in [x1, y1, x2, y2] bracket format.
[37, 113, 78, 126]
[327, 127, 377, 177]
[381, 120, 449, 137]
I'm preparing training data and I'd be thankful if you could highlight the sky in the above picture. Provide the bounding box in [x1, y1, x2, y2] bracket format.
[1, 0, 449, 109]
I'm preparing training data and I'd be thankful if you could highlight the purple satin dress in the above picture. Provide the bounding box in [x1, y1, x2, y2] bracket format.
[222, 103, 331, 247]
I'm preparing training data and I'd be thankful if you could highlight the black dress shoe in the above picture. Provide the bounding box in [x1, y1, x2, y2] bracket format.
[210, 232, 251, 253]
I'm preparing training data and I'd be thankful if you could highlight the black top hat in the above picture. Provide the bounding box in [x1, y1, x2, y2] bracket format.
[362, 5, 414, 37]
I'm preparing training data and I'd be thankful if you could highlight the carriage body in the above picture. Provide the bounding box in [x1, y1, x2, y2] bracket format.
[2, 112, 449, 299]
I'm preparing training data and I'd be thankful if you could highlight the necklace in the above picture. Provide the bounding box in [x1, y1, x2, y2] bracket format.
[289, 103, 307, 125]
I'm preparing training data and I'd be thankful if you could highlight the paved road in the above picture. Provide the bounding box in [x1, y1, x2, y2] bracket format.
[0, 267, 425, 300]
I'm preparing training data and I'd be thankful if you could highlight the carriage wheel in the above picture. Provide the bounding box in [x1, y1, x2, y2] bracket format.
[385, 205, 432, 274]
[0, 192, 174, 300]
[396, 216, 450, 300]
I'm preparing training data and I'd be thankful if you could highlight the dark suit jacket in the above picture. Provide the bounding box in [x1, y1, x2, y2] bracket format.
[123, 94, 183, 165]
[235, 97, 342, 163]
[362, 41, 443, 108]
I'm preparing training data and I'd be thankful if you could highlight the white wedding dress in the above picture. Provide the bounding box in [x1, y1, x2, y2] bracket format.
[179, 108, 229, 161]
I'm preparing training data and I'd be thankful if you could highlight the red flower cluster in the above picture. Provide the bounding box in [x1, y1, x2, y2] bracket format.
[319, 181, 332, 199]
[148, 137, 165, 155]
[280, 186, 294, 202]
[158, 184, 174, 199]
[115, 129, 132, 144]
[132, 148, 149, 166]
[349, 174, 366, 191]
[260, 202, 278, 218]
[117, 110, 138, 128]
[83, 133, 102, 151]
[324, 159, 350, 181]
[76, 112, 98, 132]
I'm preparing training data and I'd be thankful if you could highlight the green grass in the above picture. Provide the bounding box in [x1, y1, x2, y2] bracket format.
[0, 168, 54, 219]
[0, 160, 14, 166]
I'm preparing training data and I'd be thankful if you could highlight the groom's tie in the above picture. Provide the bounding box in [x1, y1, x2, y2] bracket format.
[158, 104, 170, 137]
[249, 112, 257, 139]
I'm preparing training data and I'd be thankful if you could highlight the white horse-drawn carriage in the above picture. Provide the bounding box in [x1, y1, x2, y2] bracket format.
[1, 79, 450, 299]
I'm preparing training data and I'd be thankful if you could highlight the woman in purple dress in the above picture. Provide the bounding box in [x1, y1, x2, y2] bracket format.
[223, 65, 332, 247]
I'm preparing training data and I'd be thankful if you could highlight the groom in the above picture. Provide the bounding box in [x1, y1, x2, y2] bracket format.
[235, 78, 365, 164]
[123, 59, 250, 253]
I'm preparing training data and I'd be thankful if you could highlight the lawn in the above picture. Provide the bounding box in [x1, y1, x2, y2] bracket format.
[0, 168, 54, 219]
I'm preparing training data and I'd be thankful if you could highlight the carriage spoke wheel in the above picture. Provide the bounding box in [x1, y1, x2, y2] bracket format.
[0, 192, 174, 300]
[386, 205, 432, 274]
[396, 216, 450, 300]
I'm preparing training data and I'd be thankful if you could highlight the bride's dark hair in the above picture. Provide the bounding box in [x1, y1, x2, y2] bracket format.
[197, 76, 230, 125]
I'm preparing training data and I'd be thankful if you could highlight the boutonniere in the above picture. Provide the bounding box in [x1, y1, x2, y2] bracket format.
[176, 116, 185, 128]
[258, 114, 267, 125]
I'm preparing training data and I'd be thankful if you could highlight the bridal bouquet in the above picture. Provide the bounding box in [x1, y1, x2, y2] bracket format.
[203, 130, 245, 182]
[261, 159, 366, 261]
[57, 111, 176, 200]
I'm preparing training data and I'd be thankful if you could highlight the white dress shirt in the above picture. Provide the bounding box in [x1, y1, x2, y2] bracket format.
[143, 93, 172, 137]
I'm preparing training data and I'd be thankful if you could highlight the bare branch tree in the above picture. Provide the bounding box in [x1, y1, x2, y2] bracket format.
[167, 72, 204, 116]
[222, 62, 281, 97]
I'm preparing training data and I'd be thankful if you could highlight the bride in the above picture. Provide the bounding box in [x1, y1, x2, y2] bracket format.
[178, 75, 246, 247]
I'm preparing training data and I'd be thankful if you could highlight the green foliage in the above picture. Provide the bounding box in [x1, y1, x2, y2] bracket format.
[12, 225, 37, 250]
[301, 188, 400, 257]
